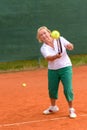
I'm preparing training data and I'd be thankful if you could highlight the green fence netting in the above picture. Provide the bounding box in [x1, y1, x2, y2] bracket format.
[0, 0, 87, 62]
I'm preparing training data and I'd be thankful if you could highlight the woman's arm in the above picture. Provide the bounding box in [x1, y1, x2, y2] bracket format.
[45, 53, 61, 61]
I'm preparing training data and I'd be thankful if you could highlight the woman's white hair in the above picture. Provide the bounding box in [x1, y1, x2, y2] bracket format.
[36, 26, 51, 43]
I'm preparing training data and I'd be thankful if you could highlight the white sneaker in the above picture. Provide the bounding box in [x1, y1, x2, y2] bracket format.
[69, 108, 77, 118]
[43, 106, 59, 115]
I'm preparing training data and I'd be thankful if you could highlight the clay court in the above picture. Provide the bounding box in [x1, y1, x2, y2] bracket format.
[0, 65, 87, 130]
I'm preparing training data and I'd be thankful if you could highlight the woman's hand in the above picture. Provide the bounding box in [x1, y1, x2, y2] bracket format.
[56, 53, 61, 58]
[66, 43, 74, 50]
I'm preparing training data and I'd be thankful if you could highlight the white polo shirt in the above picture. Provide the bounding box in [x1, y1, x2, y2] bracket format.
[40, 36, 72, 70]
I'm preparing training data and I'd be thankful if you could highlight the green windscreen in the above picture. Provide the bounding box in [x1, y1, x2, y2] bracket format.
[0, 0, 87, 62]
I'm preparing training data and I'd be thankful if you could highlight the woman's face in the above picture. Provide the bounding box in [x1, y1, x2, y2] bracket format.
[38, 28, 52, 44]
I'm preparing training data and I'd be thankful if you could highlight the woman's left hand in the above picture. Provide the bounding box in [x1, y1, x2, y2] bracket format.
[66, 43, 74, 50]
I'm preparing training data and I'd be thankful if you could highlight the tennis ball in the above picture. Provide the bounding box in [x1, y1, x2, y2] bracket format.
[22, 83, 27, 87]
[51, 30, 60, 39]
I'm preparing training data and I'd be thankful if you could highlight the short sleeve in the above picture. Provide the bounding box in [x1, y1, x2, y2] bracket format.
[40, 44, 57, 58]
[60, 36, 70, 47]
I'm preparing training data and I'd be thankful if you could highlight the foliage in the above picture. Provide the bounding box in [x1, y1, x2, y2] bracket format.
[0, 55, 87, 73]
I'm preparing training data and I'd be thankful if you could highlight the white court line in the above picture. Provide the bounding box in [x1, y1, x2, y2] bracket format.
[0, 114, 87, 127]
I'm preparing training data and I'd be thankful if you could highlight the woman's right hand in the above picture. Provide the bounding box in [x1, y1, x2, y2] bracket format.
[56, 53, 62, 58]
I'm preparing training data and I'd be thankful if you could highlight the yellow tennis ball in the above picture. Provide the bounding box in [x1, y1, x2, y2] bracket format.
[51, 30, 60, 39]
[22, 83, 27, 87]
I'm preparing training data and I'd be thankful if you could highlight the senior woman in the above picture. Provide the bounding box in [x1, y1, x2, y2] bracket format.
[37, 26, 77, 118]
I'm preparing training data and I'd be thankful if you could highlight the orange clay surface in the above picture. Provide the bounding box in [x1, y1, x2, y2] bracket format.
[0, 66, 87, 130]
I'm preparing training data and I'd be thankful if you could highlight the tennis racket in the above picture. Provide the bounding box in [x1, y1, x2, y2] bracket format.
[57, 38, 62, 54]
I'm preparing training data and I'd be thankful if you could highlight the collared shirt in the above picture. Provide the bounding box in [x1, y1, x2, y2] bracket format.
[40, 36, 72, 70]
